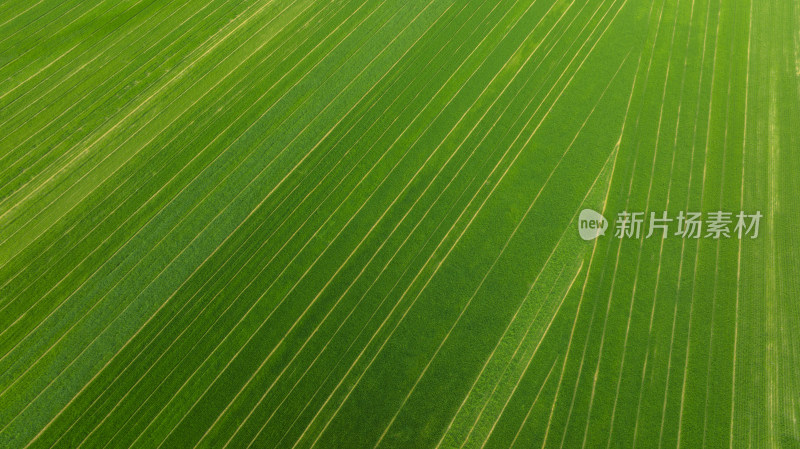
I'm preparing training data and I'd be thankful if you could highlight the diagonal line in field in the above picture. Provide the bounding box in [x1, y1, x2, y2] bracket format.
[8, 1, 430, 445]
[606, 0, 687, 444]
[542, 12, 655, 448]
[675, 0, 723, 446]
[52, 3, 502, 446]
[118, 2, 469, 447]
[537, 13, 646, 448]
[700, 4, 738, 445]
[157, 2, 561, 446]
[300, 6, 630, 446]
[0, 0, 110, 84]
[0, 0, 235, 180]
[442, 52, 627, 449]
[1, 0, 399, 442]
[0, 0, 300, 244]
[629, 0, 699, 444]
[576, 0, 672, 445]
[656, 1, 717, 446]
[0, 0, 329, 376]
[0, 0, 377, 363]
[729, 0, 754, 445]
[546, 3, 661, 448]
[0, 0, 336, 342]
[67, 2, 479, 446]
[508, 355, 562, 449]
[478, 263, 585, 449]
[0, 0, 297, 255]
[272, 9, 607, 445]
[0, 0, 47, 30]
[0, 0, 312, 306]
[242, 5, 614, 446]
[14, 4, 354, 448]
[199, 3, 583, 447]
[0, 0, 163, 129]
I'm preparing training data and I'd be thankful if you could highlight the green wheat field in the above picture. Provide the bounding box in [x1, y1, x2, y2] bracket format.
[0, 0, 798, 447]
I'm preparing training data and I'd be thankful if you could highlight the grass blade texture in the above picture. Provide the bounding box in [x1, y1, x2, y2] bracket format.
[0, 0, 798, 447]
